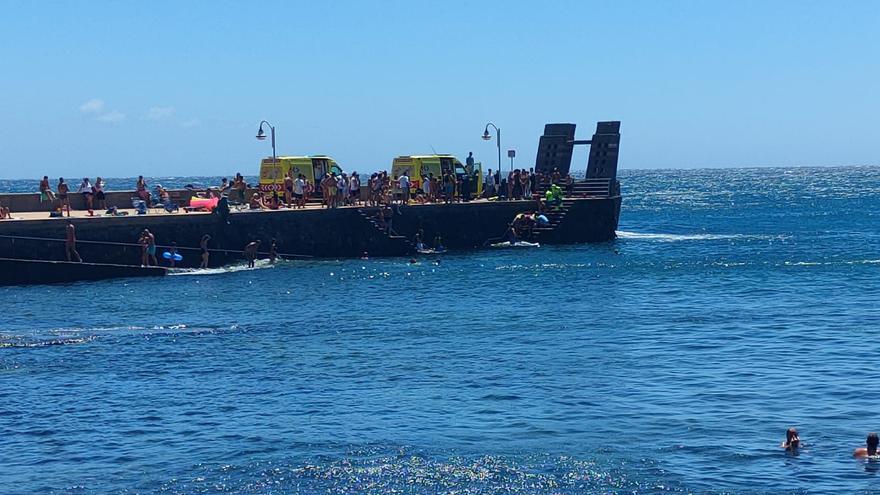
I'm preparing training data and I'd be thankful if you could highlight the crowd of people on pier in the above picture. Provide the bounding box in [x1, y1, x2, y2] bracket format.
[234, 165, 576, 212]
[4, 158, 579, 221]
[36, 176, 107, 217]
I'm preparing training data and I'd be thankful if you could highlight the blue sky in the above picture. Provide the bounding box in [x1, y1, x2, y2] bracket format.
[0, 0, 877, 178]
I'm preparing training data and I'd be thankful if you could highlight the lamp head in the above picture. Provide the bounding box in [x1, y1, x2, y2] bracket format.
[482, 129, 491, 141]
[256, 126, 266, 141]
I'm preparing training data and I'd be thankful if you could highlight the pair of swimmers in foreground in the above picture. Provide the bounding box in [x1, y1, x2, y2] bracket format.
[781, 428, 880, 457]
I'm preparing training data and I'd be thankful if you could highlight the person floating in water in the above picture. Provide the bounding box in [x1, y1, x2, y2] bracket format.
[244, 240, 261, 268]
[781, 427, 801, 451]
[854, 432, 879, 458]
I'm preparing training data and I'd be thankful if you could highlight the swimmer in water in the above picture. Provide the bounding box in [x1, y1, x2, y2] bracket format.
[781, 427, 801, 451]
[360, 251, 369, 260]
[854, 432, 879, 458]
[409, 258, 418, 264]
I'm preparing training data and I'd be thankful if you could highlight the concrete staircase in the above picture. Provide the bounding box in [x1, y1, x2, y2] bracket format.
[537, 178, 612, 197]
[357, 208, 415, 252]
[530, 199, 575, 242]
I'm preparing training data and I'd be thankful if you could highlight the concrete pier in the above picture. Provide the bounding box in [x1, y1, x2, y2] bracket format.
[0, 258, 166, 286]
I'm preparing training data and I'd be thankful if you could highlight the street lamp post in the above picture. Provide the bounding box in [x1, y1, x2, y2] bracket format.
[482, 122, 501, 172]
[482, 122, 501, 196]
[256, 120, 277, 165]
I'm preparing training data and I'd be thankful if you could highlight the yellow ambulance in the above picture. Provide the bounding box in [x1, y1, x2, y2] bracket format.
[259, 156, 343, 193]
[391, 155, 482, 198]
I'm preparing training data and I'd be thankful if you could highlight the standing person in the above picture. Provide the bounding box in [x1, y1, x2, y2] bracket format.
[461, 171, 471, 202]
[39, 176, 55, 202]
[398, 171, 411, 205]
[269, 238, 278, 264]
[442, 173, 453, 204]
[199, 234, 211, 268]
[57, 178, 70, 216]
[485, 169, 495, 198]
[93, 177, 106, 211]
[521, 170, 530, 200]
[244, 240, 261, 268]
[234, 173, 247, 204]
[136, 175, 150, 206]
[293, 174, 306, 208]
[167, 241, 179, 268]
[340, 173, 350, 206]
[529, 168, 537, 197]
[65, 220, 81, 262]
[422, 173, 432, 203]
[466, 151, 475, 171]
[507, 170, 515, 200]
[283, 171, 294, 208]
[139, 229, 158, 266]
[349, 172, 360, 206]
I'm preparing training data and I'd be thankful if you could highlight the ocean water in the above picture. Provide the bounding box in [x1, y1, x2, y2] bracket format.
[2, 167, 880, 494]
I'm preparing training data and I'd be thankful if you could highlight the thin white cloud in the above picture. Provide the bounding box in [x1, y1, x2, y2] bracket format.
[79, 98, 105, 114]
[96, 110, 126, 123]
[180, 118, 201, 128]
[146, 106, 175, 120]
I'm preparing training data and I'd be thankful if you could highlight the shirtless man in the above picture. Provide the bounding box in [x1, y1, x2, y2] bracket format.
[57, 178, 71, 217]
[854, 432, 879, 458]
[199, 234, 211, 268]
[139, 229, 157, 266]
[283, 172, 294, 208]
[40, 176, 55, 202]
[65, 220, 81, 262]
[244, 240, 261, 268]
[268, 238, 278, 264]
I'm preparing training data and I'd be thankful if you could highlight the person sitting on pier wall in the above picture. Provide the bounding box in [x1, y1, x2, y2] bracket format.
[136, 176, 151, 206]
[40, 176, 56, 202]
[0, 201, 11, 220]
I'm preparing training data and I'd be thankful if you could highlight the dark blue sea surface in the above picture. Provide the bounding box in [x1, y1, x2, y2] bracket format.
[2, 167, 880, 494]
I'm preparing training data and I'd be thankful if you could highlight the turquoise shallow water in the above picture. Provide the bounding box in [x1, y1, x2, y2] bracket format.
[2, 167, 880, 494]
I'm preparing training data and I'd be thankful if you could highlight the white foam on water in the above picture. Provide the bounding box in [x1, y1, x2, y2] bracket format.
[168, 259, 277, 276]
[616, 230, 785, 242]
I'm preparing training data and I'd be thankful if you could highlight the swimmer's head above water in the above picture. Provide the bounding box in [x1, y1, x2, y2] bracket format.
[782, 427, 801, 450]
[853, 432, 879, 457]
